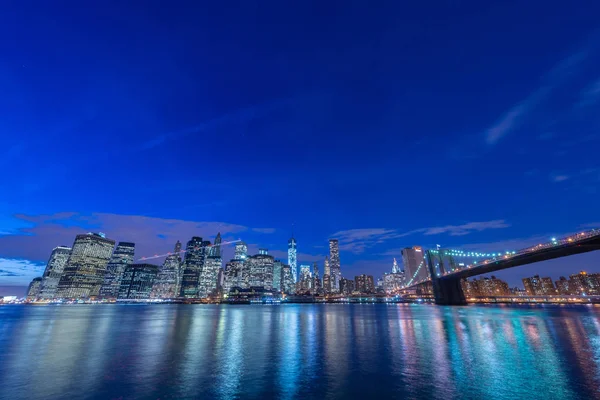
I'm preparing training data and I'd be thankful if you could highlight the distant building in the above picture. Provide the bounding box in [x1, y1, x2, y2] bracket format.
[248, 252, 274, 290]
[281, 265, 295, 294]
[323, 274, 331, 294]
[340, 278, 354, 295]
[99, 242, 136, 298]
[235, 242, 248, 260]
[392, 258, 400, 274]
[298, 264, 312, 293]
[26, 277, 43, 301]
[402, 246, 428, 284]
[288, 237, 297, 283]
[329, 239, 341, 292]
[522, 275, 556, 296]
[200, 255, 222, 298]
[150, 242, 182, 299]
[355, 274, 375, 294]
[57, 233, 116, 299]
[569, 271, 600, 295]
[180, 237, 210, 298]
[555, 276, 570, 295]
[38, 246, 72, 300]
[383, 272, 405, 294]
[224, 259, 247, 292]
[118, 264, 159, 299]
[273, 260, 284, 291]
[462, 276, 510, 297]
[312, 262, 321, 294]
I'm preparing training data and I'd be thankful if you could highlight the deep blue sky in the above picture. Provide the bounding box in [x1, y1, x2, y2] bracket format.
[1, 1, 600, 294]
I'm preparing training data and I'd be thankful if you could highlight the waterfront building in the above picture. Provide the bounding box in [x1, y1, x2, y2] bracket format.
[224, 259, 247, 292]
[99, 242, 136, 298]
[118, 263, 159, 299]
[273, 260, 283, 291]
[248, 252, 274, 290]
[340, 278, 354, 295]
[523, 275, 556, 295]
[555, 276, 571, 295]
[298, 264, 312, 293]
[180, 237, 210, 298]
[200, 255, 222, 297]
[288, 236, 297, 282]
[150, 242, 182, 299]
[56, 233, 116, 299]
[26, 277, 43, 301]
[38, 246, 72, 300]
[324, 256, 330, 276]
[569, 271, 600, 295]
[463, 276, 510, 297]
[355, 274, 375, 294]
[323, 274, 331, 294]
[383, 272, 405, 294]
[329, 239, 341, 292]
[402, 246, 428, 283]
[281, 265, 295, 294]
[312, 262, 321, 294]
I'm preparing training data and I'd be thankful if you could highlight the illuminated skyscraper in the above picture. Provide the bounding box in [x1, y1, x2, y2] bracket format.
[288, 236, 297, 282]
[150, 241, 183, 299]
[235, 242, 248, 260]
[248, 252, 274, 289]
[402, 246, 428, 283]
[99, 242, 136, 298]
[180, 237, 209, 298]
[38, 246, 72, 300]
[329, 239, 341, 292]
[200, 255, 222, 298]
[57, 233, 116, 299]
[224, 259, 246, 292]
[355, 274, 375, 294]
[26, 277, 43, 301]
[281, 265, 295, 294]
[273, 260, 284, 291]
[392, 258, 400, 274]
[324, 256, 330, 276]
[118, 263, 159, 299]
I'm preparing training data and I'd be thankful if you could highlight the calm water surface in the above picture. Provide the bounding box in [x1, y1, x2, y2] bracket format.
[1, 304, 600, 400]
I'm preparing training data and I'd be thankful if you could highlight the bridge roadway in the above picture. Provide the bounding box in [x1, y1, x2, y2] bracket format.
[424, 229, 600, 305]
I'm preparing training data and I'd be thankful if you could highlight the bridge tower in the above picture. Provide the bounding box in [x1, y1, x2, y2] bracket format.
[426, 250, 467, 305]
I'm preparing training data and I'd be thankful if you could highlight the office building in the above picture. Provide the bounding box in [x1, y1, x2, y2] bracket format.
[288, 236, 297, 282]
[224, 259, 247, 292]
[355, 274, 375, 294]
[392, 258, 400, 274]
[523, 275, 556, 296]
[273, 260, 283, 291]
[402, 246, 428, 284]
[281, 265, 295, 294]
[555, 276, 571, 295]
[383, 272, 405, 294]
[323, 274, 331, 294]
[329, 239, 341, 292]
[99, 242, 136, 298]
[200, 255, 222, 297]
[38, 246, 72, 300]
[180, 237, 210, 298]
[340, 278, 354, 295]
[462, 276, 510, 297]
[248, 252, 274, 290]
[26, 277, 43, 301]
[235, 242, 248, 260]
[118, 263, 159, 299]
[569, 271, 600, 295]
[150, 241, 182, 299]
[56, 233, 116, 299]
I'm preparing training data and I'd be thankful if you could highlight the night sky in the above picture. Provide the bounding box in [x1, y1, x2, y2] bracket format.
[1, 1, 599, 295]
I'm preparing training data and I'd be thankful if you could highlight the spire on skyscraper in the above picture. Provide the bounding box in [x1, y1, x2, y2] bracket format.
[392, 258, 400, 274]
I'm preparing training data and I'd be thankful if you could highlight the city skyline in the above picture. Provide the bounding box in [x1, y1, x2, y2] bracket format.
[2, 2, 600, 294]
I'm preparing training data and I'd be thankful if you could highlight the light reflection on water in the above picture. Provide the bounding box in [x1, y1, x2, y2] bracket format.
[1, 304, 600, 399]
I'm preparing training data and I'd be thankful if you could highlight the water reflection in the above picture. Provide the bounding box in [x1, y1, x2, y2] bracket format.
[1, 304, 600, 399]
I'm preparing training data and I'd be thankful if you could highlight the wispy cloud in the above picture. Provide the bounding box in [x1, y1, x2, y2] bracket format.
[140, 97, 295, 150]
[252, 228, 276, 234]
[577, 77, 600, 108]
[0, 258, 46, 285]
[332, 220, 510, 254]
[551, 174, 570, 182]
[485, 48, 589, 145]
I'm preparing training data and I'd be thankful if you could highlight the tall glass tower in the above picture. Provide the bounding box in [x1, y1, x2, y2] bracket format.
[288, 236, 297, 282]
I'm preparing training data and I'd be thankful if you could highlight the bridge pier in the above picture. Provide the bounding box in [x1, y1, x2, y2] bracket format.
[431, 277, 467, 305]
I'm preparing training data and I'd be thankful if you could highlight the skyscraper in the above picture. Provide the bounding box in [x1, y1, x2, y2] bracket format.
[99, 242, 136, 298]
[281, 265, 295, 294]
[150, 241, 183, 299]
[118, 263, 159, 299]
[235, 242, 248, 260]
[38, 246, 72, 300]
[288, 236, 297, 282]
[200, 255, 222, 298]
[180, 237, 209, 298]
[329, 239, 341, 292]
[223, 259, 247, 292]
[355, 274, 375, 294]
[273, 260, 284, 291]
[401, 246, 428, 283]
[248, 252, 274, 289]
[26, 277, 43, 301]
[392, 258, 400, 274]
[57, 233, 116, 299]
